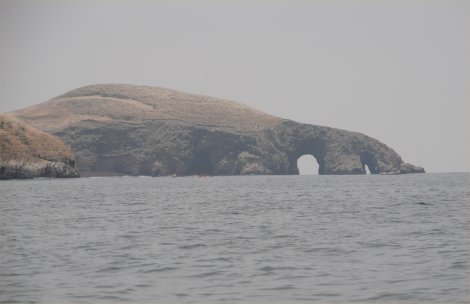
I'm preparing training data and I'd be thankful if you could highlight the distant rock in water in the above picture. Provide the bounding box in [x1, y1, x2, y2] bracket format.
[6, 84, 424, 176]
[0, 115, 79, 179]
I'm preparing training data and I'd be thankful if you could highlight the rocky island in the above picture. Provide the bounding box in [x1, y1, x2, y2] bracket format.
[4, 84, 424, 177]
[0, 115, 79, 179]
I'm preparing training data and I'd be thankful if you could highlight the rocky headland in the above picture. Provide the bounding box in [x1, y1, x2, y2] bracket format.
[5, 84, 424, 176]
[0, 115, 80, 179]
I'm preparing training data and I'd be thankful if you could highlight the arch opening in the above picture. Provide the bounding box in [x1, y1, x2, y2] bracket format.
[297, 154, 319, 175]
[360, 151, 379, 174]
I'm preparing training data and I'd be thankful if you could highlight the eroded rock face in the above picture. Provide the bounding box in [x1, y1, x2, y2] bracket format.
[7, 84, 424, 176]
[0, 115, 80, 179]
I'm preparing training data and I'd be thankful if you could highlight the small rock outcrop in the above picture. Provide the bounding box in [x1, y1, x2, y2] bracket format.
[6, 84, 424, 176]
[0, 115, 80, 179]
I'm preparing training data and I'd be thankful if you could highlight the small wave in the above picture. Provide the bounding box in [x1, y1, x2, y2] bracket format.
[97, 266, 122, 272]
[273, 234, 295, 238]
[0, 273, 21, 277]
[134, 283, 151, 288]
[117, 245, 135, 250]
[188, 270, 224, 278]
[118, 233, 137, 239]
[96, 295, 130, 301]
[258, 266, 275, 272]
[158, 226, 180, 229]
[195, 257, 233, 264]
[260, 285, 297, 291]
[179, 243, 208, 250]
[358, 241, 401, 249]
[220, 211, 242, 215]
[258, 266, 299, 272]
[313, 292, 340, 297]
[414, 201, 432, 205]
[115, 287, 136, 294]
[204, 228, 223, 233]
[449, 261, 468, 269]
[205, 257, 232, 262]
[143, 267, 178, 273]
[304, 247, 355, 254]
[95, 284, 115, 289]
[367, 292, 415, 301]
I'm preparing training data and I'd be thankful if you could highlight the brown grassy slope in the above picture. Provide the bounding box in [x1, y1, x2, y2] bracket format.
[0, 114, 74, 162]
[10, 84, 283, 133]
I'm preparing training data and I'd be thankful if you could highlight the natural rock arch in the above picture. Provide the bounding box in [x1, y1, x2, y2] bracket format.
[360, 151, 379, 174]
[297, 154, 320, 175]
[6, 84, 425, 176]
[269, 121, 424, 175]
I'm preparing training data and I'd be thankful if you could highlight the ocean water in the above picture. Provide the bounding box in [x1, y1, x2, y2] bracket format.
[0, 173, 469, 304]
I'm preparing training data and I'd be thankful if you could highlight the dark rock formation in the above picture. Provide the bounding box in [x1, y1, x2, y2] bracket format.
[6, 84, 424, 176]
[0, 115, 80, 179]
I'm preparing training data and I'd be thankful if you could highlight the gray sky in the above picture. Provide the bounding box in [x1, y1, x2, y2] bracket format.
[1, 0, 469, 172]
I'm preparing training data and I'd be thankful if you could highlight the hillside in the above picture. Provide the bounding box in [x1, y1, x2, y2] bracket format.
[6, 84, 424, 176]
[12, 84, 282, 133]
[0, 115, 79, 179]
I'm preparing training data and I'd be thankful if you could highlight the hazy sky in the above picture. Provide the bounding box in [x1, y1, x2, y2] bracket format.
[1, 0, 469, 172]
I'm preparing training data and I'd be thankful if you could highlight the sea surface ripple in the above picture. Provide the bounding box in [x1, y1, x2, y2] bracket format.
[1, 173, 469, 303]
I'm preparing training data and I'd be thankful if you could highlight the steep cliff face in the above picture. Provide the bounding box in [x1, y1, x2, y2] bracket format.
[0, 115, 80, 179]
[7, 84, 424, 176]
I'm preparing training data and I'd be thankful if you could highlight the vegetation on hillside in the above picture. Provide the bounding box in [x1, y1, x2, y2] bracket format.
[0, 115, 78, 179]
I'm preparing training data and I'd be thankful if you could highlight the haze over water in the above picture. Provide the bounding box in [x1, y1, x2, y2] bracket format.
[1, 173, 469, 303]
